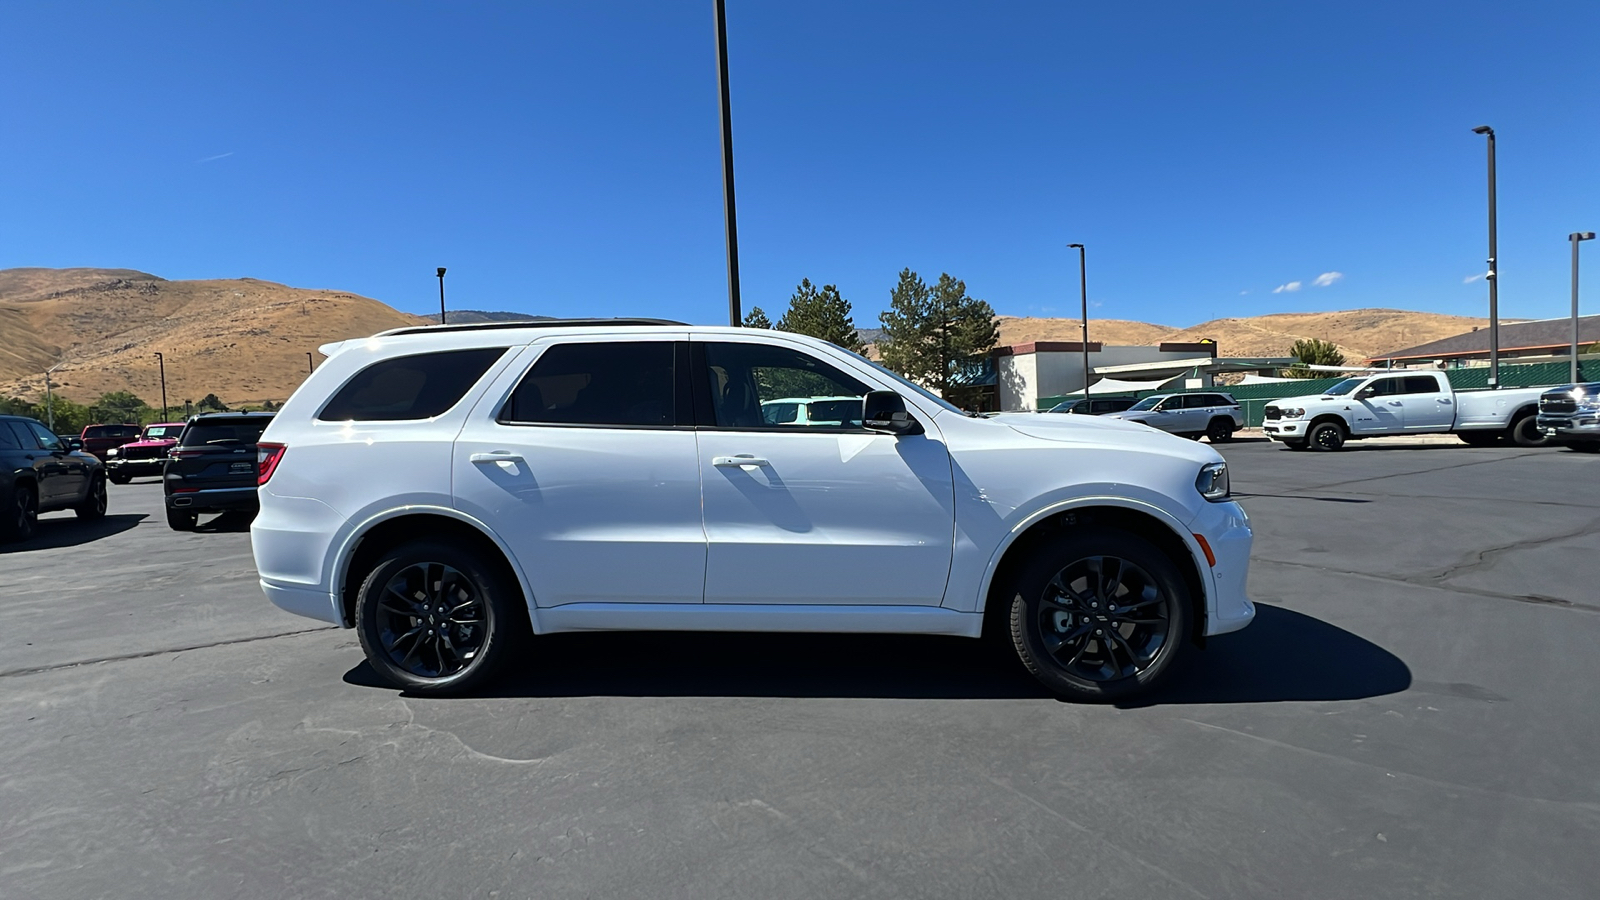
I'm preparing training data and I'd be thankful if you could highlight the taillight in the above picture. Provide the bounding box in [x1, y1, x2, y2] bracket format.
[257, 443, 287, 486]
[169, 448, 203, 459]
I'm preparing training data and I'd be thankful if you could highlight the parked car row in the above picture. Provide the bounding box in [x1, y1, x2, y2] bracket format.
[1048, 393, 1245, 443]
[1, 411, 275, 543]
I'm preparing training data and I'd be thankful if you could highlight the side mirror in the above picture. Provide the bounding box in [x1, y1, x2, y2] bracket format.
[862, 391, 924, 436]
[67, 438, 83, 451]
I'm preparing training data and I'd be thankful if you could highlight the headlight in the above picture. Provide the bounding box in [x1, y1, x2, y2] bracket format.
[1280, 407, 1305, 418]
[1196, 462, 1230, 501]
[107, 448, 119, 457]
[1579, 402, 1600, 413]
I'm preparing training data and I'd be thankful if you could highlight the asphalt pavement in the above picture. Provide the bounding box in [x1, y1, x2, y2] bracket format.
[2, 439, 1598, 899]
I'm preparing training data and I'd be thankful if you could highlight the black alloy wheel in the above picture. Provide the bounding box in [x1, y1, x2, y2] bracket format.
[1508, 413, 1549, 448]
[356, 540, 524, 694]
[1206, 418, 1235, 443]
[76, 474, 107, 521]
[1008, 530, 1190, 701]
[1309, 421, 1346, 451]
[4, 485, 38, 542]
[165, 507, 198, 531]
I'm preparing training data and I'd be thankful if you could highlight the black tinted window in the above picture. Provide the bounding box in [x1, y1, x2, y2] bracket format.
[28, 422, 62, 451]
[503, 342, 676, 427]
[1181, 395, 1212, 409]
[320, 348, 507, 421]
[1365, 378, 1405, 397]
[180, 419, 272, 446]
[0, 422, 19, 450]
[702, 342, 871, 429]
[1402, 376, 1441, 395]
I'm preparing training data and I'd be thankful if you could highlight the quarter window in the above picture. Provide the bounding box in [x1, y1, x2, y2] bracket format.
[701, 342, 871, 429]
[319, 347, 507, 422]
[502, 341, 677, 427]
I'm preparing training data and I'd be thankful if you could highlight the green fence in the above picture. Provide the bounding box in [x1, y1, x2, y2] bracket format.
[1041, 359, 1600, 428]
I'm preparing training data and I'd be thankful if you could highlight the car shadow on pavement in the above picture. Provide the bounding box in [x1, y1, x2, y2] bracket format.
[0, 513, 146, 553]
[1117, 603, 1411, 708]
[343, 604, 1409, 704]
[195, 511, 256, 533]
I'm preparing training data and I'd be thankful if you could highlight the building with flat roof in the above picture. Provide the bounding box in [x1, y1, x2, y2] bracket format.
[1369, 315, 1600, 367]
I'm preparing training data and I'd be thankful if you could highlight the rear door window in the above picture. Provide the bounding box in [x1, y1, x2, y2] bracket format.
[501, 341, 678, 427]
[1402, 376, 1442, 395]
[320, 347, 507, 421]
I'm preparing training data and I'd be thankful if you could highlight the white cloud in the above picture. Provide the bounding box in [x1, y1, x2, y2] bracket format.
[197, 151, 234, 163]
[1312, 271, 1343, 287]
[1463, 273, 1485, 284]
[1239, 290, 1250, 296]
[1272, 281, 1302, 294]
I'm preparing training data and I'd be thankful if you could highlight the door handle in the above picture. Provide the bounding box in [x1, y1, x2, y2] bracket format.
[1388, 401, 1403, 406]
[1438, 398, 1452, 404]
[470, 451, 525, 464]
[713, 455, 770, 468]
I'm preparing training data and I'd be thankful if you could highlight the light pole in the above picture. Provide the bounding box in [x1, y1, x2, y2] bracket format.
[1571, 232, 1595, 383]
[1472, 125, 1500, 387]
[1068, 243, 1090, 399]
[43, 361, 66, 432]
[436, 267, 447, 325]
[713, 0, 742, 326]
[307, 351, 315, 374]
[154, 352, 168, 421]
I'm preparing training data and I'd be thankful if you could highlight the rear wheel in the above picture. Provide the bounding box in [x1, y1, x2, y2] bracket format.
[165, 507, 198, 531]
[1007, 529, 1191, 702]
[3, 484, 38, 542]
[1282, 439, 1309, 451]
[356, 539, 527, 695]
[1205, 417, 1235, 443]
[75, 474, 107, 521]
[1459, 431, 1501, 446]
[1571, 441, 1600, 454]
[1309, 421, 1346, 451]
[1508, 412, 1549, 448]
[108, 472, 131, 485]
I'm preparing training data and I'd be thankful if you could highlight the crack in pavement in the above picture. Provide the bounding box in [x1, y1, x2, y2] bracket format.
[1422, 516, 1600, 585]
[0, 626, 338, 679]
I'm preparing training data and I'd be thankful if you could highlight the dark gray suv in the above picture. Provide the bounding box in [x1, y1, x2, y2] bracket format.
[1, 415, 108, 542]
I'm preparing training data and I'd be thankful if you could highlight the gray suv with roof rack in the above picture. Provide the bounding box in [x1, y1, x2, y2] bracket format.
[1102, 392, 1244, 442]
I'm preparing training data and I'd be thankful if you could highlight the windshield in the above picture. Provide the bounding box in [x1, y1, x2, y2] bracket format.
[1325, 378, 1364, 396]
[849, 353, 968, 416]
[143, 425, 182, 441]
[1127, 396, 1163, 411]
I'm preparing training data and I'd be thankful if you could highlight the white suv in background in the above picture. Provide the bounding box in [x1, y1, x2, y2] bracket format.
[251, 319, 1254, 701]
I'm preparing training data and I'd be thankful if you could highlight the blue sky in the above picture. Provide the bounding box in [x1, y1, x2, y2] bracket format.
[3, 1, 1597, 328]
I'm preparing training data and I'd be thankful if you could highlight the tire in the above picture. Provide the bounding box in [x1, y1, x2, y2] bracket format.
[1508, 412, 1549, 448]
[1459, 431, 1501, 447]
[165, 506, 198, 531]
[2, 484, 38, 543]
[1205, 417, 1235, 443]
[108, 472, 131, 485]
[1571, 441, 1600, 454]
[1282, 440, 1309, 451]
[1007, 529, 1191, 702]
[1308, 421, 1346, 451]
[75, 474, 107, 521]
[355, 539, 526, 695]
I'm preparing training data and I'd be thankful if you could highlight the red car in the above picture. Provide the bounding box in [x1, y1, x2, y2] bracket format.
[105, 422, 186, 484]
[77, 423, 143, 461]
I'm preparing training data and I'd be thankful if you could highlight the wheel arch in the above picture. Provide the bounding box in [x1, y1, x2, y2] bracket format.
[977, 498, 1211, 648]
[334, 507, 537, 631]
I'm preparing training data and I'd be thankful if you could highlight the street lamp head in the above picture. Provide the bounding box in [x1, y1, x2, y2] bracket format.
[1067, 243, 1084, 249]
[1472, 125, 1494, 136]
[1574, 232, 1597, 242]
[436, 267, 447, 278]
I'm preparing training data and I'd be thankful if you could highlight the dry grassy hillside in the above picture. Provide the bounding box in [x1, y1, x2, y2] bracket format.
[0, 268, 423, 406]
[996, 316, 1177, 347]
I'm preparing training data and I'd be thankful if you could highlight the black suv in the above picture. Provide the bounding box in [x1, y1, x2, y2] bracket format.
[1, 414, 108, 542]
[163, 412, 274, 531]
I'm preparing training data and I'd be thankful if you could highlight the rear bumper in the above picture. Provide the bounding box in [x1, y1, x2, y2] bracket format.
[260, 579, 342, 625]
[166, 486, 260, 511]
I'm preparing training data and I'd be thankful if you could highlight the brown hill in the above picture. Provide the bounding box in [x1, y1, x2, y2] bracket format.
[0, 268, 423, 407]
[996, 316, 1178, 347]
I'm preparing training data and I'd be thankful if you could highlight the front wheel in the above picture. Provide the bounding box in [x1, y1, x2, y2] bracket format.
[1308, 421, 1346, 451]
[1205, 417, 1235, 443]
[355, 540, 527, 695]
[1281, 439, 1309, 451]
[3, 485, 38, 542]
[75, 474, 107, 521]
[1007, 530, 1191, 702]
[1570, 441, 1600, 454]
[108, 472, 131, 485]
[1459, 431, 1501, 447]
[1508, 413, 1549, 448]
[165, 507, 198, 531]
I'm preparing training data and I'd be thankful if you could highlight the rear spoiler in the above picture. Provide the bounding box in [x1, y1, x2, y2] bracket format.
[317, 340, 351, 358]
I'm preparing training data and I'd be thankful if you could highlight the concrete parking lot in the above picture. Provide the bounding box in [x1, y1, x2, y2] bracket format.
[3, 439, 1598, 899]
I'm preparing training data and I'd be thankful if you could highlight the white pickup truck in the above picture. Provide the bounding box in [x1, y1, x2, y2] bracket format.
[1261, 370, 1546, 451]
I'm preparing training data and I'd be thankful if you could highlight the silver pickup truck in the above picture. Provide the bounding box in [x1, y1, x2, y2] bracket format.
[1536, 383, 1600, 453]
[1262, 370, 1546, 451]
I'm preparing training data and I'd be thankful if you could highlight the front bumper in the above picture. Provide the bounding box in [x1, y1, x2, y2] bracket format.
[1262, 419, 1305, 440]
[106, 458, 166, 476]
[1189, 499, 1256, 636]
[1537, 414, 1600, 441]
[166, 486, 260, 512]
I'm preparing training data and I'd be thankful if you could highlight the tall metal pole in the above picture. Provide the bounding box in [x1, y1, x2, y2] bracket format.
[1573, 232, 1596, 383]
[307, 351, 315, 374]
[155, 352, 168, 422]
[714, 0, 742, 326]
[43, 365, 58, 432]
[1069, 244, 1089, 398]
[1473, 126, 1499, 387]
[436, 267, 447, 325]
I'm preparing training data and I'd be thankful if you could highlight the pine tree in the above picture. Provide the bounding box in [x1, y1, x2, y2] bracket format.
[877, 270, 998, 402]
[742, 306, 772, 329]
[775, 279, 863, 352]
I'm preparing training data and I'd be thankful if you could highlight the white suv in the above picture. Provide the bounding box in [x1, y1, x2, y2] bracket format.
[251, 319, 1254, 701]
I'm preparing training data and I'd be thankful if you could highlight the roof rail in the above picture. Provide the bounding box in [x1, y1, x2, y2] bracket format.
[377, 317, 690, 338]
